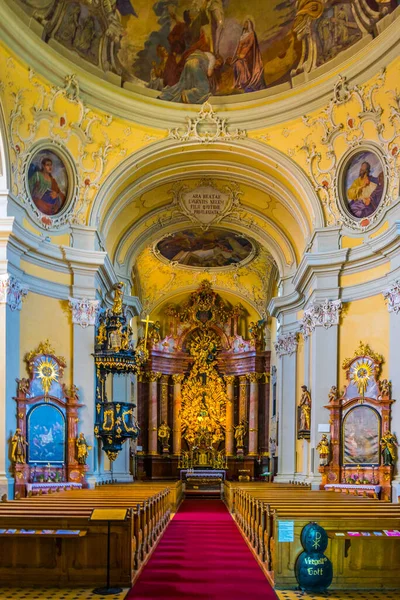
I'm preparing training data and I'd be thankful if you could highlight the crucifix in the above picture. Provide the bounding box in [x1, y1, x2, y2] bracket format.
[141, 314, 154, 347]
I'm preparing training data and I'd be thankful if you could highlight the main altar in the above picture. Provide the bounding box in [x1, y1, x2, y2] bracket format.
[134, 281, 270, 480]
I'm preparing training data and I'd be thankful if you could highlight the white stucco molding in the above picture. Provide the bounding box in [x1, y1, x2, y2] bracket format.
[68, 297, 100, 328]
[274, 332, 299, 358]
[1, 1, 399, 130]
[0, 274, 28, 311]
[300, 299, 342, 339]
[383, 280, 400, 314]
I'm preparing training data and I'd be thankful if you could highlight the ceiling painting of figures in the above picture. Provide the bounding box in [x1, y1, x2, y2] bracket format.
[155, 228, 255, 268]
[20, 0, 398, 104]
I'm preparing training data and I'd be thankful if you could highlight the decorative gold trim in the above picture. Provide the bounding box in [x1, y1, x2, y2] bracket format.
[342, 341, 383, 369]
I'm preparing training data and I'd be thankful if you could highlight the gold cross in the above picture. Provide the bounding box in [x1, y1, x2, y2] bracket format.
[141, 314, 154, 345]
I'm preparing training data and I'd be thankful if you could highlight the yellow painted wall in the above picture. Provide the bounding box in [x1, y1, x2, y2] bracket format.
[340, 263, 390, 288]
[338, 296, 389, 390]
[20, 293, 73, 385]
[21, 260, 72, 286]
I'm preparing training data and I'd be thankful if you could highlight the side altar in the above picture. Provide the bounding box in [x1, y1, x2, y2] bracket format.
[131, 281, 270, 480]
[12, 341, 89, 498]
[319, 343, 397, 501]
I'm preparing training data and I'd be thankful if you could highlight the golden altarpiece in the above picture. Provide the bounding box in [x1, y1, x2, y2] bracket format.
[320, 343, 396, 501]
[135, 281, 270, 479]
[12, 341, 87, 498]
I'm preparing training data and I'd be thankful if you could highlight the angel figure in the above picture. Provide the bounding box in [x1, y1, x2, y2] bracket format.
[380, 431, 398, 466]
[316, 434, 330, 466]
[16, 378, 30, 396]
[379, 379, 391, 399]
[328, 386, 338, 403]
[11, 429, 28, 464]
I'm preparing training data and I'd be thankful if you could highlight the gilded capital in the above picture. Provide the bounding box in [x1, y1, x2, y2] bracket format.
[224, 375, 236, 384]
[172, 374, 185, 384]
[161, 374, 170, 384]
[247, 373, 262, 384]
[239, 375, 247, 384]
[148, 371, 162, 382]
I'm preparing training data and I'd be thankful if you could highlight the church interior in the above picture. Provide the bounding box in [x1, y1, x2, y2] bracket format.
[1, 1, 400, 599]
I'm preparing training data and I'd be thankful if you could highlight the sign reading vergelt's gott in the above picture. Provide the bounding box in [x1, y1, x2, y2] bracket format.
[182, 185, 230, 227]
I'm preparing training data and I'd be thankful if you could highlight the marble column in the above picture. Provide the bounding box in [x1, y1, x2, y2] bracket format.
[160, 375, 169, 424]
[148, 372, 161, 455]
[0, 275, 27, 498]
[224, 376, 235, 456]
[238, 375, 247, 423]
[247, 373, 261, 456]
[172, 374, 184, 456]
[274, 332, 298, 482]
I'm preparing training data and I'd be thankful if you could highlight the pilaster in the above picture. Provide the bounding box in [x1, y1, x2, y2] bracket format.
[148, 372, 161, 455]
[172, 374, 184, 456]
[224, 375, 235, 456]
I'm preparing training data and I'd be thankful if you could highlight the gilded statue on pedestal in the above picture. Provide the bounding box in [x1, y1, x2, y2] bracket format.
[11, 428, 28, 464]
[76, 432, 92, 465]
[112, 282, 124, 315]
[328, 386, 338, 403]
[380, 431, 398, 466]
[298, 385, 311, 438]
[316, 434, 330, 466]
[158, 421, 171, 452]
[234, 420, 247, 448]
[96, 321, 107, 345]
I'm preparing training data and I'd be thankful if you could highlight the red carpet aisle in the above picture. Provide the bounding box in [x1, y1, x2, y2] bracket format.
[126, 499, 278, 600]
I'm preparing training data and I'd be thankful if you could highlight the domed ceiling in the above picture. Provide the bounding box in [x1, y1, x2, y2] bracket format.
[17, 0, 397, 104]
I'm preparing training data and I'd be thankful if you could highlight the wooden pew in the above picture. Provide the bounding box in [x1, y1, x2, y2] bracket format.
[0, 483, 171, 587]
[230, 483, 400, 590]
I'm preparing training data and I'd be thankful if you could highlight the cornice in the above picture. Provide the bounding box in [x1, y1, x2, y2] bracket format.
[293, 249, 349, 293]
[268, 290, 303, 319]
[1, 2, 399, 131]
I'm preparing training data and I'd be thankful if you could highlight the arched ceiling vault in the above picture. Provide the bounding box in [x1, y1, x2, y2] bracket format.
[92, 139, 322, 316]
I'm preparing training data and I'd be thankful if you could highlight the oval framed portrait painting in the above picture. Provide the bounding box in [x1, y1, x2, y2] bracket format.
[27, 148, 69, 217]
[340, 148, 386, 225]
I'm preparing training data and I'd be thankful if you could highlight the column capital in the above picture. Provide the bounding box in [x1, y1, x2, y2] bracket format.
[68, 297, 100, 328]
[246, 373, 263, 383]
[172, 374, 185, 384]
[274, 331, 298, 358]
[0, 274, 28, 311]
[383, 280, 400, 314]
[160, 374, 170, 384]
[148, 371, 162, 382]
[300, 299, 342, 339]
[224, 375, 236, 384]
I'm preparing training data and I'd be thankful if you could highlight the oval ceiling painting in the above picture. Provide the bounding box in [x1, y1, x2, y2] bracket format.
[156, 228, 255, 268]
[19, 1, 396, 105]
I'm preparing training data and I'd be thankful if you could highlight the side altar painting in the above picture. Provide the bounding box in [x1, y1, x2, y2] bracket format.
[319, 342, 397, 501]
[11, 341, 90, 497]
[20, 1, 396, 104]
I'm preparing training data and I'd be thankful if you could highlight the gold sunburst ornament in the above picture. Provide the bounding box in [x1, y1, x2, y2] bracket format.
[35, 358, 59, 395]
[350, 360, 373, 398]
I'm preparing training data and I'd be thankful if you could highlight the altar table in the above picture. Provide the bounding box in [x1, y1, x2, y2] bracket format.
[26, 482, 83, 494]
[325, 483, 381, 498]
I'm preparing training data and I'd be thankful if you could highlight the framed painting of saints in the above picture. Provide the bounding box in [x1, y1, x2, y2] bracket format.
[342, 150, 385, 221]
[27, 149, 69, 217]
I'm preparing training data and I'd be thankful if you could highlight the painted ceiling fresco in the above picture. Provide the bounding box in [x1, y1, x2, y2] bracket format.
[156, 228, 254, 268]
[20, 0, 398, 104]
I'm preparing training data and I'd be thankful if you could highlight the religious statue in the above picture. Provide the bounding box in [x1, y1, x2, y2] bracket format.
[316, 434, 330, 466]
[76, 432, 92, 465]
[16, 377, 30, 396]
[112, 282, 124, 315]
[234, 420, 247, 448]
[11, 429, 28, 464]
[299, 385, 311, 437]
[328, 386, 338, 403]
[213, 450, 226, 470]
[249, 320, 264, 348]
[379, 379, 391, 400]
[149, 321, 161, 346]
[158, 421, 171, 452]
[96, 320, 107, 346]
[121, 326, 132, 351]
[380, 431, 398, 466]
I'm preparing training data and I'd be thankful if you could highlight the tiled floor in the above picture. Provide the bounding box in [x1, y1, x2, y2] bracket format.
[0, 589, 399, 599]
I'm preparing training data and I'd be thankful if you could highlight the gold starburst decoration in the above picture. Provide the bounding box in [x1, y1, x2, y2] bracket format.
[35, 358, 59, 395]
[350, 360, 373, 398]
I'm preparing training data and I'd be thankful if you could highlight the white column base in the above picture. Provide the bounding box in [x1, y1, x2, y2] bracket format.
[274, 473, 296, 483]
[0, 475, 13, 499]
[391, 479, 400, 503]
